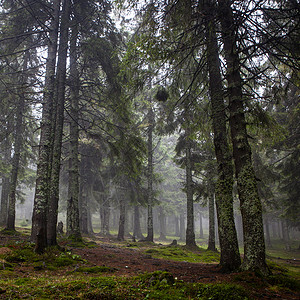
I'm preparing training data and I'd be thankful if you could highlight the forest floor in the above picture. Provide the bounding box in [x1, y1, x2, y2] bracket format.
[0, 228, 299, 299]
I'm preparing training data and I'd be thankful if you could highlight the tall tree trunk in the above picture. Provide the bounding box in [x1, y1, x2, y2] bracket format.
[204, 1, 241, 270]
[217, 0, 268, 274]
[199, 212, 204, 239]
[185, 135, 196, 247]
[47, 0, 71, 246]
[66, 12, 81, 242]
[79, 184, 89, 235]
[158, 206, 167, 241]
[174, 215, 180, 237]
[117, 191, 126, 241]
[101, 198, 110, 236]
[6, 50, 29, 230]
[145, 107, 154, 242]
[133, 205, 144, 240]
[207, 190, 216, 251]
[179, 212, 185, 241]
[264, 215, 272, 248]
[0, 128, 11, 226]
[31, 0, 61, 252]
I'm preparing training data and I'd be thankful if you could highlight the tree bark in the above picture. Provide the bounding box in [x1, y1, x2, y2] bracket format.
[217, 0, 268, 274]
[207, 190, 216, 251]
[204, 0, 241, 270]
[133, 205, 144, 240]
[179, 212, 185, 241]
[199, 211, 204, 239]
[117, 191, 126, 241]
[145, 107, 154, 242]
[158, 206, 167, 241]
[6, 50, 29, 230]
[47, 0, 71, 246]
[31, 0, 61, 250]
[0, 127, 11, 226]
[185, 134, 196, 247]
[66, 10, 81, 242]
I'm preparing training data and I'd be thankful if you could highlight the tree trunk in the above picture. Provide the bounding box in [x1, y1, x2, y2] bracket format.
[218, 0, 268, 274]
[158, 206, 167, 241]
[31, 0, 61, 251]
[204, 0, 241, 270]
[199, 212, 204, 239]
[133, 205, 144, 240]
[179, 212, 185, 241]
[6, 50, 29, 230]
[117, 191, 126, 241]
[66, 12, 81, 242]
[101, 198, 110, 236]
[185, 136, 196, 247]
[207, 191, 216, 251]
[0, 129, 11, 226]
[79, 185, 89, 235]
[47, 0, 71, 246]
[175, 215, 180, 237]
[145, 107, 154, 242]
[264, 215, 272, 248]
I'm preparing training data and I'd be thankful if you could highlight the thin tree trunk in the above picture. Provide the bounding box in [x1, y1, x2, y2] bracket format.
[175, 215, 180, 237]
[0, 129, 11, 226]
[145, 107, 154, 242]
[6, 50, 29, 230]
[133, 205, 144, 240]
[204, 0, 241, 270]
[47, 0, 71, 246]
[185, 135, 196, 247]
[179, 213, 185, 241]
[101, 198, 110, 236]
[66, 11, 81, 241]
[218, 0, 268, 274]
[199, 212, 204, 239]
[264, 215, 272, 248]
[207, 191, 216, 251]
[158, 206, 167, 241]
[31, 0, 61, 252]
[117, 191, 126, 241]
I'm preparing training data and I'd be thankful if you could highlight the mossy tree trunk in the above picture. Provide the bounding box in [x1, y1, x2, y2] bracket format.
[218, 0, 269, 274]
[185, 133, 196, 247]
[0, 125, 12, 226]
[207, 189, 216, 251]
[204, 0, 241, 271]
[66, 11, 81, 242]
[6, 50, 29, 231]
[31, 0, 61, 251]
[47, 0, 71, 246]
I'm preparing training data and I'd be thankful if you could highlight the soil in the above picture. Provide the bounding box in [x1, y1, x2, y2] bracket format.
[1, 233, 300, 300]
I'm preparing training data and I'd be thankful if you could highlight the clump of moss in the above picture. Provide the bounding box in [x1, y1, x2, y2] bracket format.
[267, 273, 300, 292]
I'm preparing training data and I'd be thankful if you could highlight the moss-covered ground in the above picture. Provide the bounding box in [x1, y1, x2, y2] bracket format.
[0, 227, 299, 299]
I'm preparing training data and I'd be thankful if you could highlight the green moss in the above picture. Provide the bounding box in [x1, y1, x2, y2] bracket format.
[143, 245, 220, 263]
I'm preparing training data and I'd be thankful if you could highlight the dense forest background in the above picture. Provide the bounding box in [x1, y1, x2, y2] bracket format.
[0, 0, 299, 276]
